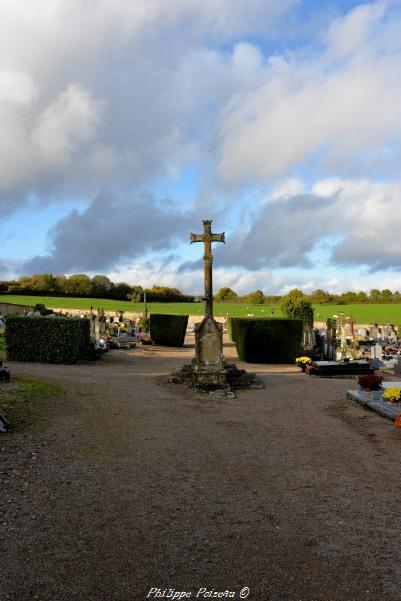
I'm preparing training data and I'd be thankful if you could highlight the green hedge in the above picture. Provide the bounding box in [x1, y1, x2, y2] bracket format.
[149, 313, 188, 347]
[5, 315, 90, 364]
[233, 317, 303, 363]
[228, 316, 244, 343]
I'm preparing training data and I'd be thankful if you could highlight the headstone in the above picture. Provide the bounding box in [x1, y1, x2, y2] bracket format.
[326, 318, 337, 361]
[371, 344, 383, 360]
[303, 324, 315, 351]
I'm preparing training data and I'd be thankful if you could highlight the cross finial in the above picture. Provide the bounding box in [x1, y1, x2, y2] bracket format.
[190, 219, 225, 318]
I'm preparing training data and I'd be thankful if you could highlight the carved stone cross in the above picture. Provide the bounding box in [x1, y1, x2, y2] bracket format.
[190, 219, 225, 318]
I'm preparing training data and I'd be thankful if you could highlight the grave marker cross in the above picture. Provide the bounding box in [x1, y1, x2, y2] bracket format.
[190, 219, 225, 319]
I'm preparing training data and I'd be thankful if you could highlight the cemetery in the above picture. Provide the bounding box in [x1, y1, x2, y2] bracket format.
[1, 221, 401, 601]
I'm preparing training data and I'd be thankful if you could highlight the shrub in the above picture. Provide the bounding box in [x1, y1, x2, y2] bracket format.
[5, 315, 90, 364]
[281, 297, 314, 326]
[137, 316, 150, 333]
[234, 318, 303, 363]
[149, 313, 188, 347]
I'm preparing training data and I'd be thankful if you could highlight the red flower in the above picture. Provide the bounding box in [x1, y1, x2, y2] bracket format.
[358, 374, 383, 390]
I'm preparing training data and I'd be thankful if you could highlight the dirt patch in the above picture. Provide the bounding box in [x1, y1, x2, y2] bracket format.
[1, 345, 401, 601]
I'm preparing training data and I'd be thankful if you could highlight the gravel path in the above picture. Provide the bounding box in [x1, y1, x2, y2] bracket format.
[1, 341, 401, 601]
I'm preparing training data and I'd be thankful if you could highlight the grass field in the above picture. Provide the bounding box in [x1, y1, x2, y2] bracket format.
[2, 295, 401, 323]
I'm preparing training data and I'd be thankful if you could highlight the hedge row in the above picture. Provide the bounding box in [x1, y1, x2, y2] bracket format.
[231, 317, 303, 363]
[5, 315, 90, 364]
[149, 313, 188, 347]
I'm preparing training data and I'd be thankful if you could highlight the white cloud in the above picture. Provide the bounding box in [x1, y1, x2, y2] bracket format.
[31, 84, 102, 165]
[212, 178, 401, 272]
[217, 2, 401, 183]
[0, 0, 299, 216]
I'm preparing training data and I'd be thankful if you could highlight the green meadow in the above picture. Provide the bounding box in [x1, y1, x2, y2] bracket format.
[2, 295, 401, 324]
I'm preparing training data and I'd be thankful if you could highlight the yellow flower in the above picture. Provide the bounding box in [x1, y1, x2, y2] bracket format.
[383, 387, 401, 403]
[295, 356, 312, 365]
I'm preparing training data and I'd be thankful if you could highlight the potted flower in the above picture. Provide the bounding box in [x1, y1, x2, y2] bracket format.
[138, 332, 152, 345]
[295, 356, 312, 372]
[383, 387, 401, 403]
[358, 374, 383, 392]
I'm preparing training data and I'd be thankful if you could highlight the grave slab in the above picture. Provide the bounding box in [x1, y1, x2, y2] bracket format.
[346, 387, 401, 422]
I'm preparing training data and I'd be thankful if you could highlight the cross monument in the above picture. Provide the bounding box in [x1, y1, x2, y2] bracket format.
[190, 220, 225, 318]
[188, 219, 226, 388]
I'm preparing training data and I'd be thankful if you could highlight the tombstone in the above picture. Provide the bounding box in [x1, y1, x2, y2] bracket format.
[370, 324, 378, 339]
[99, 310, 107, 336]
[95, 318, 100, 340]
[394, 356, 401, 376]
[325, 318, 337, 360]
[371, 343, 382, 359]
[89, 313, 96, 341]
[303, 324, 315, 352]
[370, 344, 383, 367]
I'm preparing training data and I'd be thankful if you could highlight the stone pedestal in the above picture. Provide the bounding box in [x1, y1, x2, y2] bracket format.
[192, 316, 227, 389]
[170, 315, 263, 392]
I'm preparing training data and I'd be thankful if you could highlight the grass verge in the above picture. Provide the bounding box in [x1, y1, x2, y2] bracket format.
[0, 376, 62, 434]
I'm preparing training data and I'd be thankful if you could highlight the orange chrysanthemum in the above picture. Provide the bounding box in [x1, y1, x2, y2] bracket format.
[395, 414, 401, 429]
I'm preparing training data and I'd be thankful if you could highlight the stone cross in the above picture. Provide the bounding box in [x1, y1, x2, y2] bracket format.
[190, 220, 225, 318]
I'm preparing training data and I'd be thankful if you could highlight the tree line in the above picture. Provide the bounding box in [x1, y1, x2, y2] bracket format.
[1, 274, 401, 305]
[214, 287, 401, 305]
[0, 274, 194, 302]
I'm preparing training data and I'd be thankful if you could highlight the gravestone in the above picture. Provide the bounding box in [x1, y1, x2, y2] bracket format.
[370, 324, 378, 339]
[303, 324, 315, 352]
[325, 318, 337, 360]
[371, 343, 383, 360]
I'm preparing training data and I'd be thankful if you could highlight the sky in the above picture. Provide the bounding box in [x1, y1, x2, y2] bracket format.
[1, 0, 401, 295]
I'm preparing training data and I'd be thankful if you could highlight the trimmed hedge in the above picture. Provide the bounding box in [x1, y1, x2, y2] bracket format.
[5, 315, 90, 364]
[228, 316, 243, 343]
[149, 313, 188, 347]
[233, 317, 303, 363]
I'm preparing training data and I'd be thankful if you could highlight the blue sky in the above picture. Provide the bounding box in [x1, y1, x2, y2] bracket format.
[2, 0, 401, 295]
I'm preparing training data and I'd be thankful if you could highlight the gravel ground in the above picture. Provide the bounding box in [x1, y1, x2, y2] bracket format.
[1, 339, 401, 601]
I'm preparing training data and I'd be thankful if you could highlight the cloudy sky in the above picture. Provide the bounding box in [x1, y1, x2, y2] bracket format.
[1, 0, 401, 295]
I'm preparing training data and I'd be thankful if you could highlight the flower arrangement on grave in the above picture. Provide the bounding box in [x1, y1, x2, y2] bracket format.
[138, 332, 152, 345]
[383, 387, 401, 403]
[358, 374, 383, 391]
[395, 414, 401, 429]
[296, 356, 312, 366]
[295, 356, 312, 372]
